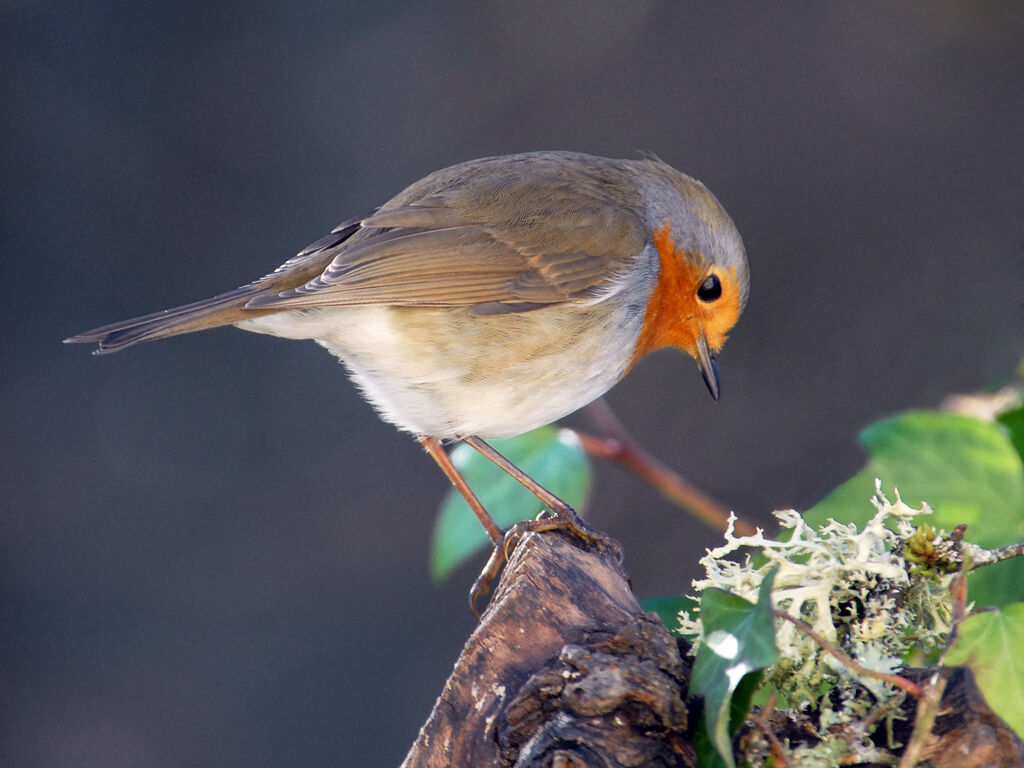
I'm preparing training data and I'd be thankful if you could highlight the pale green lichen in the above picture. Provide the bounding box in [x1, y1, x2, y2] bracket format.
[679, 482, 956, 765]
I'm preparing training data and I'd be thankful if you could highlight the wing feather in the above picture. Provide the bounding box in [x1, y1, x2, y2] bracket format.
[67, 153, 651, 353]
[246, 161, 647, 312]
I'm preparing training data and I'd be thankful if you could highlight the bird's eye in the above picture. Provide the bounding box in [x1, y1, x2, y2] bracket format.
[697, 274, 722, 302]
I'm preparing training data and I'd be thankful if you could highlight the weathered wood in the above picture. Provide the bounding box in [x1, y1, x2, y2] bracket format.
[898, 667, 1024, 768]
[400, 531, 693, 767]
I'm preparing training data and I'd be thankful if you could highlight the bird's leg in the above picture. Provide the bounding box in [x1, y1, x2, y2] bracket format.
[422, 434, 620, 616]
[419, 435, 504, 545]
[461, 436, 616, 556]
[419, 435, 506, 614]
[462, 435, 576, 517]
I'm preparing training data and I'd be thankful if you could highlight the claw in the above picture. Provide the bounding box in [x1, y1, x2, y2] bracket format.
[503, 526, 523, 561]
[469, 543, 507, 618]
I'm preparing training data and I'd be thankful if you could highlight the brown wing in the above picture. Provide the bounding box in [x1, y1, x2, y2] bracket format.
[244, 160, 646, 314]
[66, 153, 648, 353]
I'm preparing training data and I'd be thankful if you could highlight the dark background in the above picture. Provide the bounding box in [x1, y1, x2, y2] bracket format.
[4, 2, 1022, 766]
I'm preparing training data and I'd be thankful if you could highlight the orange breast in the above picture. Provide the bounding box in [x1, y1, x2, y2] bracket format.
[630, 223, 742, 366]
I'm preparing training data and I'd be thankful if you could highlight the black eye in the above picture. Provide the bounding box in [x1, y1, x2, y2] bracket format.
[697, 274, 722, 302]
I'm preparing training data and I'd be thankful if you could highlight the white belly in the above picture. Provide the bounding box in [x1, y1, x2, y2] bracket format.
[236, 298, 646, 439]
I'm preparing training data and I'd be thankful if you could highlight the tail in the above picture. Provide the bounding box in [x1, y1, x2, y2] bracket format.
[63, 285, 282, 354]
[64, 214, 370, 354]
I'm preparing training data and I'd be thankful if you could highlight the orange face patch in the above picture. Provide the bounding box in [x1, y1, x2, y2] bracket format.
[630, 223, 743, 365]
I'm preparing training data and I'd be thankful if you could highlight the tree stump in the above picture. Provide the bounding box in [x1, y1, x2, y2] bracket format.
[400, 530, 693, 767]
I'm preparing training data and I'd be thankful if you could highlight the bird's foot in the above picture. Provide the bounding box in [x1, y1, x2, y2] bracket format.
[468, 507, 623, 617]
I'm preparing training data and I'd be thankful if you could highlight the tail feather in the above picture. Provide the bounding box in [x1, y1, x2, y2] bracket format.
[63, 286, 281, 354]
[64, 213, 371, 354]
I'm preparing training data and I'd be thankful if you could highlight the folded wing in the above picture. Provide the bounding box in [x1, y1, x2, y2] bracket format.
[66, 157, 647, 353]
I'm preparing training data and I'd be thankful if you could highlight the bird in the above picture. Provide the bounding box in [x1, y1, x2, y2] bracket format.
[66, 150, 749, 605]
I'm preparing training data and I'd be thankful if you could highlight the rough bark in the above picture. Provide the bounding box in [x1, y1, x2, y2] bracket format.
[400, 530, 693, 767]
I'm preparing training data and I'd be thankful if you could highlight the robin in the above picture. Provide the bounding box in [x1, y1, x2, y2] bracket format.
[66, 151, 749, 604]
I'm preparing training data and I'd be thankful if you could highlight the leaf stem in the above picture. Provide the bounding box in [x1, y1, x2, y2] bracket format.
[748, 694, 790, 767]
[895, 669, 946, 768]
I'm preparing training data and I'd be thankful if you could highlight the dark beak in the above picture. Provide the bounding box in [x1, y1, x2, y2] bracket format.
[696, 335, 720, 402]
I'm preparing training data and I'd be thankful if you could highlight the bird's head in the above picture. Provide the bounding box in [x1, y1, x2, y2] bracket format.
[631, 177, 749, 400]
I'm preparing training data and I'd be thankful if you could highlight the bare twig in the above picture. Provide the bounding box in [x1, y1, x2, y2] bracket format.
[750, 694, 789, 767]
[771, 609, 925, 699]
[580, 399, 757, 536]
[961, 540, 1024, 569]
[944, 567, 971, 655]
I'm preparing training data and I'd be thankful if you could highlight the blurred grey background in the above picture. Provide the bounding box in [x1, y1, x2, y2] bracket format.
[3, 1, 1022, 766]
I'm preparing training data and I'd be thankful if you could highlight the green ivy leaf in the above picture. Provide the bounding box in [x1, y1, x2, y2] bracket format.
[693, 712, 728, 768]
[429, 426, 591, 581]
[946, 603, 1024, 739]
[807, 412, 1024, 607]
[997, 404, 1024, 464]
[691, 570, 779, 768]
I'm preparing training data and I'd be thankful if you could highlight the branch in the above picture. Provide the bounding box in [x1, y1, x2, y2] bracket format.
[580, 399, 757, 536]
[962, 540, 1024, 569]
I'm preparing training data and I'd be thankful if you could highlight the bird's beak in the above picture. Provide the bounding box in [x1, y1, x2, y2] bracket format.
[695, 334, 720, 402]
